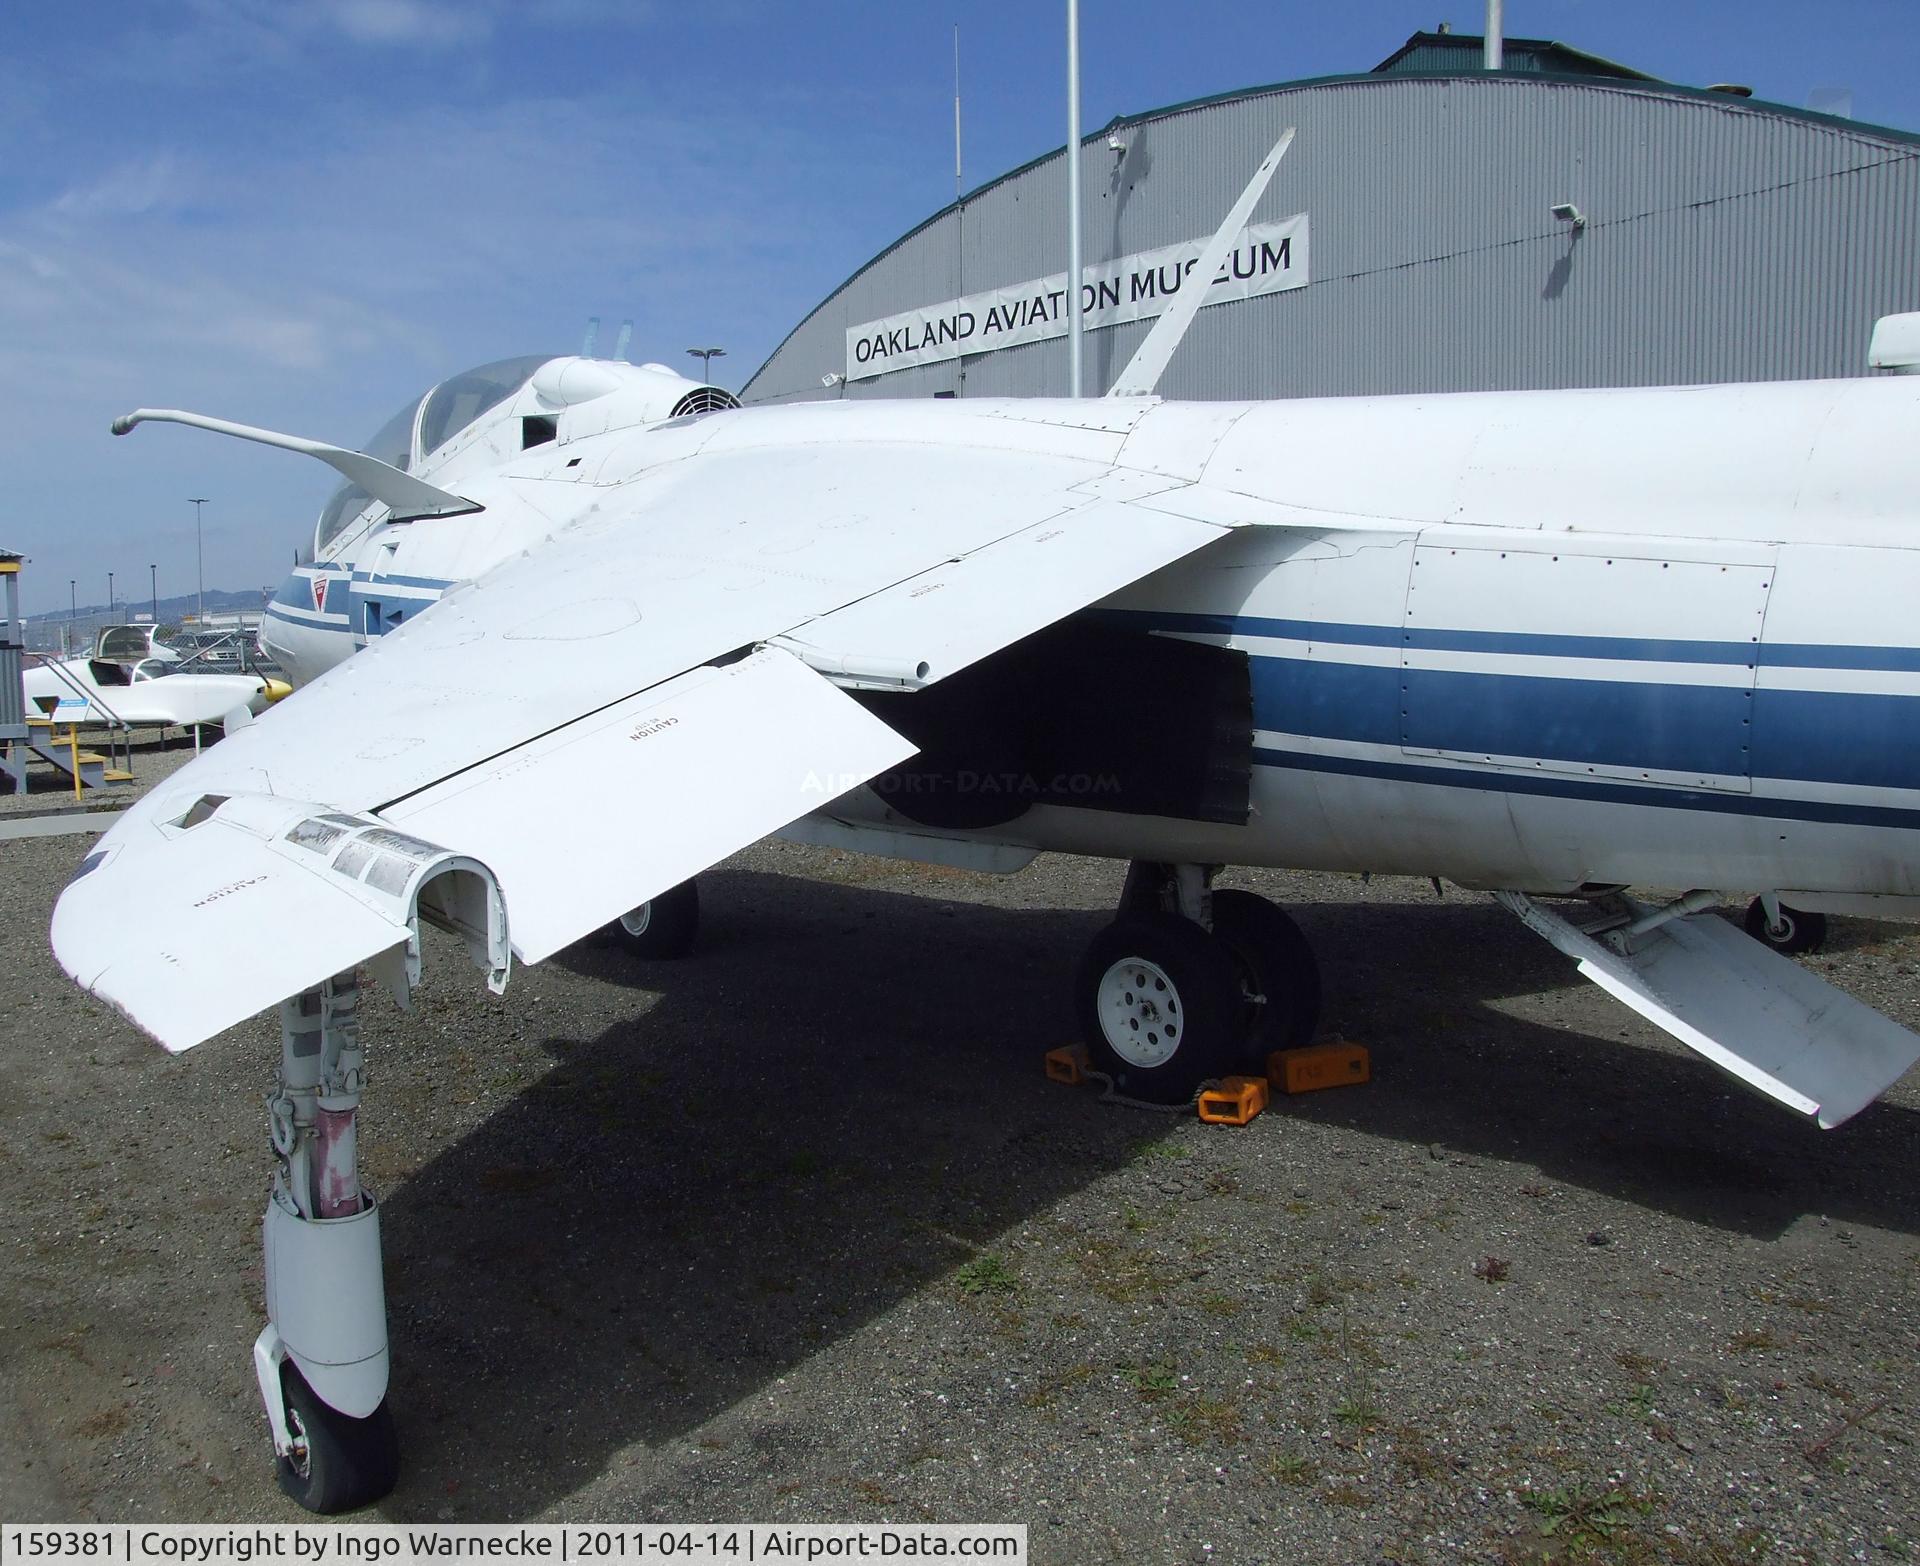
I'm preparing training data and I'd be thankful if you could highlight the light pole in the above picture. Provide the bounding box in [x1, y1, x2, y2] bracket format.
[107, 571, 114, 623]
[188, 497, 209, 624]
[150, 564, 158, 623]
[68, 580, 75, 656]
[686, 346, 726, 385]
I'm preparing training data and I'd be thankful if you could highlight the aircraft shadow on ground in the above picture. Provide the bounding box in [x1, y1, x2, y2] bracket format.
[373, 870, 1920, 1519]
[1293, 895, 1920, 1242]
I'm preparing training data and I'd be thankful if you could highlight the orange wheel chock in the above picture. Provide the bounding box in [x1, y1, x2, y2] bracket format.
[1269, 1039, 1372, 1095]
[1196, 1075, 1270, 1126]
[1045, 1044, 1091, 1086]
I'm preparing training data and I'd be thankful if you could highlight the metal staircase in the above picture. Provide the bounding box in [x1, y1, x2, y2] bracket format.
[4, 657, 136, 794]
[15, 716, 136, 790]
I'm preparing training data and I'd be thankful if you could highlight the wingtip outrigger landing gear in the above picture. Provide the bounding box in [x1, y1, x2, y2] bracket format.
[1075, 862, 1322, 1104]
[602, 876, 702, 960]
[254, 973, 400, 1514]
[1744, 893, 1828, 955]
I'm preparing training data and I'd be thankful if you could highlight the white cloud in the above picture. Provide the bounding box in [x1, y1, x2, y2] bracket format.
[52, 154, 196, 220]
[324, 0, 487, 47]
[159, 0, 656, 58]
[0, 7, 928, 613]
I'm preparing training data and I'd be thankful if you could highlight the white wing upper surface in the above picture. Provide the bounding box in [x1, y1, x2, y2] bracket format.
[380, 648, 917, 967]
[165, 439, 1127, 813]
[52, 428, 1237, 1051]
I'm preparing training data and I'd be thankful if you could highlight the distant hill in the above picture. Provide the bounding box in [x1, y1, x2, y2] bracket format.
[25, 587, 269, 626]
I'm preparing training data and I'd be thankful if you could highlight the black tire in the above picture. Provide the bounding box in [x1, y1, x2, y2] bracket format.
[274, 1362, 399, 1514]
[1076, 912, 1244, 1105]
[604, 879, 701, 959]
[1208, 889, 1323, 1061]
[1743, 897, 1827, 955]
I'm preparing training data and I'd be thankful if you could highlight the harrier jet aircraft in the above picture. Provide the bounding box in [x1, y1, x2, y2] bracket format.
[52, 132, 1920, 1509]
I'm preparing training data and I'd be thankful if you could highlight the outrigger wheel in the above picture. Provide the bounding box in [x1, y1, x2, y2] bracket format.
[274, 1362, 400, 1515]
[1744, 896, 1827, 956]
[604, 877, 701, 959]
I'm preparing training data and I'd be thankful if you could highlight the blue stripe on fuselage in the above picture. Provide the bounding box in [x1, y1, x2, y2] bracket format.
[1752, 689, 1920, 792]
[1249, 658, 1757, 778]
[1101, 610, 1920, 798]
[1253, 746, 1920, 833]
[273, 566, 350, 616]
[269, 565, 452, 637]
[1105, 609, 1920, 674]
[264, 603, 352, 632]
[348, 570, 455, 590]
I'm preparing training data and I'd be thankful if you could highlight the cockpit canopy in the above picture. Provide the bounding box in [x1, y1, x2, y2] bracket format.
[96, 624, 182, 664]
[314, 355, 551, 558]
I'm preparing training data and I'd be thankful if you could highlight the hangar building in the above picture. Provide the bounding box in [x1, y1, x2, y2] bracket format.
[743, 31, 1920, 404]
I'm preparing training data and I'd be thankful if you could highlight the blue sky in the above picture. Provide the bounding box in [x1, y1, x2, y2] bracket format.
[4, 0, 1916, 615]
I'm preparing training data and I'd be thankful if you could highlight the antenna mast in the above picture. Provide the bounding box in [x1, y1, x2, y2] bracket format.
[1065, 0, 1083, 397]
[953, 24, 963, 201]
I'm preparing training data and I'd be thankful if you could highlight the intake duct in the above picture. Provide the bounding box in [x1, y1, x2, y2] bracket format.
[670, 386, 741, 417]
[531, 359, 740, 430]
[857, 616, 1252, 831]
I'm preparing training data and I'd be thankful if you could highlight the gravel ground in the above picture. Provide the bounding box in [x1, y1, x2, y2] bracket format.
[0, 731, 201, 818]
[2, 795, 1916, 1563]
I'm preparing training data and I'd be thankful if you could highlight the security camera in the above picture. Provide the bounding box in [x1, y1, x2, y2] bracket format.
[821, 372, 845, 388]
[1550, 202, 1587, 228]
[1106, 132, 1126, 154]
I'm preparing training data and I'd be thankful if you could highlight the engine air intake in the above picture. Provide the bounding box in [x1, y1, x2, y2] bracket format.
[670, 386, 741, 417]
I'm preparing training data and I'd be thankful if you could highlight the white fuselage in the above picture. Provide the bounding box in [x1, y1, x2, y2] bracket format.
[24, 656, 276, 728]
[260, 371, 1920, 912]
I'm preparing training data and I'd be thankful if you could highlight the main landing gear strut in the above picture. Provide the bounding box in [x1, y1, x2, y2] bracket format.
[1075, 861, 1322, 1104]
[253, 972, 400, 1513]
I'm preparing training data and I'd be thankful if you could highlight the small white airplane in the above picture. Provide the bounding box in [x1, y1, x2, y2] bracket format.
[24, 634, 288, 730]
[49, 131, 1920, 1510]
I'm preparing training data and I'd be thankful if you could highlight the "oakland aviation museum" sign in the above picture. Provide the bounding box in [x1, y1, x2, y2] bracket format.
[846, 214, 1308, 380]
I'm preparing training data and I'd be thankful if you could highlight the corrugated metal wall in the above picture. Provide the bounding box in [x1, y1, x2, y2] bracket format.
[744, 74, 1920, 405]
[0, 647, 24, 732]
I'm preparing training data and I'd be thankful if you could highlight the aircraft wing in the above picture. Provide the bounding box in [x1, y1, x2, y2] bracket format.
[52, 439, 1234, 1052]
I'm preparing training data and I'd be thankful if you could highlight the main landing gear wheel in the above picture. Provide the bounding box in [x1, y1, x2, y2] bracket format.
[1076, 912, 1243, 1105]
[605, 878, 701, 959]
[1207, 889, 1322, 1057]
[274, 1362, 400, 1515]
[1744, 897, 1827, 955]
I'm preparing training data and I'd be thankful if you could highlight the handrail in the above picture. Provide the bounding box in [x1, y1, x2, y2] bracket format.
[38, 658, 135, 779]
[40, 656, 133, 732]
[30, 656, 136, 783]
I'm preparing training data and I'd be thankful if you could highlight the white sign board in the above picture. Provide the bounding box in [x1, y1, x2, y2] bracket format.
[846, 214, 1309, 381]
[52, 696, 92, 723]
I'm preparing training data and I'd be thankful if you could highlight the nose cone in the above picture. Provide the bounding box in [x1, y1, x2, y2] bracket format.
[245, 678, 295, 714]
